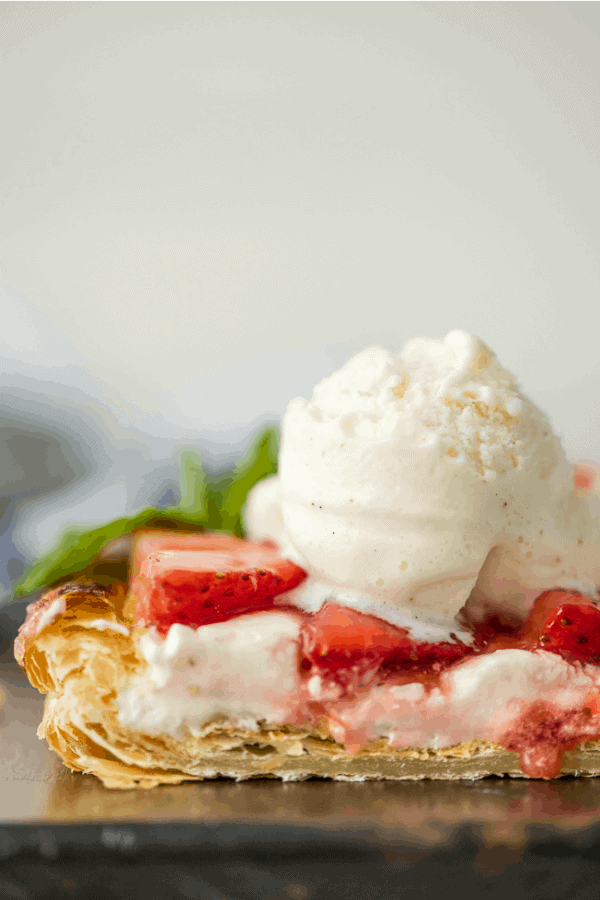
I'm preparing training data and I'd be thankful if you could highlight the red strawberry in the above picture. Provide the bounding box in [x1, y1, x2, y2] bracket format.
[302, 603, 475, 694]
[521, 590, 593, 641]
[521, 590, 600, 662]
[535, 605, 600, 662]
[301, 603, 411, 692]
[132, 532, 307, 633]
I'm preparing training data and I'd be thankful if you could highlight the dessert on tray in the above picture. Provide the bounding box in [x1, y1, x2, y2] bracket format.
[15, 331, 600, 787]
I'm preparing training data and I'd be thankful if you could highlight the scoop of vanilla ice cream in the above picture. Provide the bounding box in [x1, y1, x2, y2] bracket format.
[244, 331, 600, 624]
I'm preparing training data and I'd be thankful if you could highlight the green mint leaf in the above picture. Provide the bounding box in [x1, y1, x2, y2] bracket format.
[178, 449, 208, 516]
[13, 507, 159, 597]
[219, 425, 279, 536]
[11, 425, 280, 598]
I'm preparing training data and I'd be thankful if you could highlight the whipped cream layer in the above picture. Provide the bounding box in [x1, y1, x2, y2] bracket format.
[117, 612, 301, 735]
[245, 331, 600, 623]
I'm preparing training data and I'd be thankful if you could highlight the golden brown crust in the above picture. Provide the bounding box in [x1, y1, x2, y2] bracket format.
[15, 582, 130, 689]
[16, 583, 600, 789]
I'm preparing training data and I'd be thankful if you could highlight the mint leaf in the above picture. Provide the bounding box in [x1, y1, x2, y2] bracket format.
[218, 426, 279, 537]
[13, 507, 158, 598]
[178, 450, 208, 517]
[11, 425, 279, 598]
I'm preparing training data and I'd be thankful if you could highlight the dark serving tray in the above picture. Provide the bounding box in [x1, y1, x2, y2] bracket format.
[3, 599, 600, 899]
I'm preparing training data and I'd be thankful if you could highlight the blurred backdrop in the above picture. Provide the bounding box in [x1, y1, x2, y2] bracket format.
[1, 2, 600, 597]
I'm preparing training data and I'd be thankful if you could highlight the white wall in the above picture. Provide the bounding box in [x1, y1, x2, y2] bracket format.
[2, 2, 600, 465]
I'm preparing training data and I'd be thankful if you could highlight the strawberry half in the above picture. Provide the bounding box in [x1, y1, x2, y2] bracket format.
[132, 532, 307, 633]
[521, 590, 600, 663]
[301, 603, 410, 692]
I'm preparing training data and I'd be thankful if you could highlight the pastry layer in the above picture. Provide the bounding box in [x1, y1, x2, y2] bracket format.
[38, 703, 600, 790]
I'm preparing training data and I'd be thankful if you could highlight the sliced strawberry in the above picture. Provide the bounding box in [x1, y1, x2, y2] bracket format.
[535, 604, 600, 662]
[132, 532, 307, 633]
[521, 590, 594, 642]
[520, 590, 600, 662]
[301, 603, 476, 695]
[301, 603, 411, 692]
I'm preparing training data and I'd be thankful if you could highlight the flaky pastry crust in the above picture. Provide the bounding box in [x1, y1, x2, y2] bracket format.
[15, 583, 600, 789]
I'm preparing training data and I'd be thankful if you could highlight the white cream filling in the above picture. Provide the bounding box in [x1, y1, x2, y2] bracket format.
[117, 612, 302, 736]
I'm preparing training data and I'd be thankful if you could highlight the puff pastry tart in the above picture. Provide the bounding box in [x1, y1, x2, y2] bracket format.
[15, 533, 600, 789]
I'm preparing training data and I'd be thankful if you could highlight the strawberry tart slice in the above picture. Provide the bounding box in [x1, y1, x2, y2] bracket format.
[14, 331, 600, 788]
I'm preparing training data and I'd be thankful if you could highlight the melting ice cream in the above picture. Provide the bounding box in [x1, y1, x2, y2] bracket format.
[245, 331, 600, 629]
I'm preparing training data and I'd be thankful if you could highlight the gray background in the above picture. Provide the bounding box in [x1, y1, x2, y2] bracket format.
[1, 2, 600, 584]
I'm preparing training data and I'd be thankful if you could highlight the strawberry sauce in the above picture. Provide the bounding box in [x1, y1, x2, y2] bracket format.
[497, 700, 600, 779]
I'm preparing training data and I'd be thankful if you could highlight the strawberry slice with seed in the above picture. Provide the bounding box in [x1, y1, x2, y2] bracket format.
[536, 604, 600, 662]
[132, 532, 306, 633]
[521, 590, 600, 662]
[521, 590, 594, 642]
